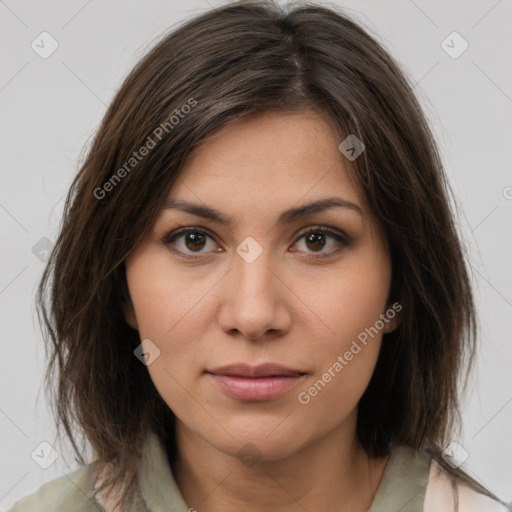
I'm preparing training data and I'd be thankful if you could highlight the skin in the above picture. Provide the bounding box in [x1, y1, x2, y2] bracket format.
[124, 110, 402, 512]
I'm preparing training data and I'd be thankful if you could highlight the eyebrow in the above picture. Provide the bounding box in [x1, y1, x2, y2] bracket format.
[162, 196, 363, 227]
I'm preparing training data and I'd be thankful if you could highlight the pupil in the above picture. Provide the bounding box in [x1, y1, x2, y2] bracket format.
[306, 233, 325, 251]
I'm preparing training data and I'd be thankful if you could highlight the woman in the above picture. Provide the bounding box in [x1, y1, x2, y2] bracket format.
[9, 1, 509, 511]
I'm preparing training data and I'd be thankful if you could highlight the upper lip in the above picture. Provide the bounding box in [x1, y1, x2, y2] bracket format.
[206, 363, 306, 378]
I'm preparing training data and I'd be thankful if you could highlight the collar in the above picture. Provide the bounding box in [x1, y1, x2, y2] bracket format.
[367, 445, 430, 512]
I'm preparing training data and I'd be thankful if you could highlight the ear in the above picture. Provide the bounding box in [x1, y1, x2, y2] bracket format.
[382, 301, 403, 334]
[123, 298, 138, 330]
[121, 264, 138, 330]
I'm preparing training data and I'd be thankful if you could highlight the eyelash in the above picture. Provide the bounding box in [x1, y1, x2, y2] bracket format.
[160, 225, 350, 260]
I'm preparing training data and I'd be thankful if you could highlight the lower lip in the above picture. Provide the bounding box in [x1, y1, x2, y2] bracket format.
[207, 373, 305, 401]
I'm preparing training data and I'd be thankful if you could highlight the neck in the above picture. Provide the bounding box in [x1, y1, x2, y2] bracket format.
[170, 415, 389, 512]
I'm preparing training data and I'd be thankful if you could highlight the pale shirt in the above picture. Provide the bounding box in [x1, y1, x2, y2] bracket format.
[8, 429, 509, 512]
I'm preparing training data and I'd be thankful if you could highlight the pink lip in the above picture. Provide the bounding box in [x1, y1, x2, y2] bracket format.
[206, 363, 306, 401]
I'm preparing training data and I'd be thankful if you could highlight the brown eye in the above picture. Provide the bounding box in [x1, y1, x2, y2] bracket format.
[183, 232, 207, 251]
[292, 227, 350, 258]
[161, 225, 350, 260]
[162, 228, 218, 257]
[305, 232, 327, 252]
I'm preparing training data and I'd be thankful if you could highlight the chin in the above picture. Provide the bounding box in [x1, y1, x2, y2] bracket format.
[198, 420, 309, 463]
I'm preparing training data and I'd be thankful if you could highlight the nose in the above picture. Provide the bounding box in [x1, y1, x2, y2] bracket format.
[217, 248, 292, 342]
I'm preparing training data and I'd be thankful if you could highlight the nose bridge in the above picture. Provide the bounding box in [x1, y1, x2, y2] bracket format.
[232, 239, 275, 303]
[217, 238, 289, 340]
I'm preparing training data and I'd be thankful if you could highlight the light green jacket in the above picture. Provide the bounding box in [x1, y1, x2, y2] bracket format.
[8, 430, 509, 511]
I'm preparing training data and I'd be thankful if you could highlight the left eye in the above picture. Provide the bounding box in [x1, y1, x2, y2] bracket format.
[292, 228, 349, 256]
[161, 227, 349, 258]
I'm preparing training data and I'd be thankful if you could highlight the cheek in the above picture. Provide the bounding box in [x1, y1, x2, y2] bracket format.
[305, 249, 391, 344]
[126, 252, 216, 344]
[125, 252, 219, 409]
[294, 249, 390, 410]
[296, 295, 385, 426]
[124, 259, 204, 418]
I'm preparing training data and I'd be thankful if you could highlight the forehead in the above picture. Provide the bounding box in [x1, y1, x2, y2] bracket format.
[169, 110, 364, 209]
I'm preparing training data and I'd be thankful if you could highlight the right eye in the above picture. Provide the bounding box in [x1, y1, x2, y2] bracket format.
[161, 227, 221, 258]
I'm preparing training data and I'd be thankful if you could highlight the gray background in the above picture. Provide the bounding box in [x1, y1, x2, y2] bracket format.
[1, 0, 511, 509]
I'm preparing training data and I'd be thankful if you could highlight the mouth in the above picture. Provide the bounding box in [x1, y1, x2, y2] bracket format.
[205, 363, 307, 401]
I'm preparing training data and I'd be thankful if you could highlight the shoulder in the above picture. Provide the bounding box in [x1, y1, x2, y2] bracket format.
[424, 458, 510, 512]
[8, 461, 107, 512]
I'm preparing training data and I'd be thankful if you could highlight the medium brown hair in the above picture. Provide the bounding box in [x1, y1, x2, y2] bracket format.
[36, 0, 502, 509]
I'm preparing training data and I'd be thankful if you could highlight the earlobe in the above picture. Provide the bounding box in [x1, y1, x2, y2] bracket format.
[123, 300, 138, 330]
[382, 305, 403, 334]
[121, 266, 138, 330]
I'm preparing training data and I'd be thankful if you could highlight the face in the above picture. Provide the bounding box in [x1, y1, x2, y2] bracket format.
[124, 110, 400, 461]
